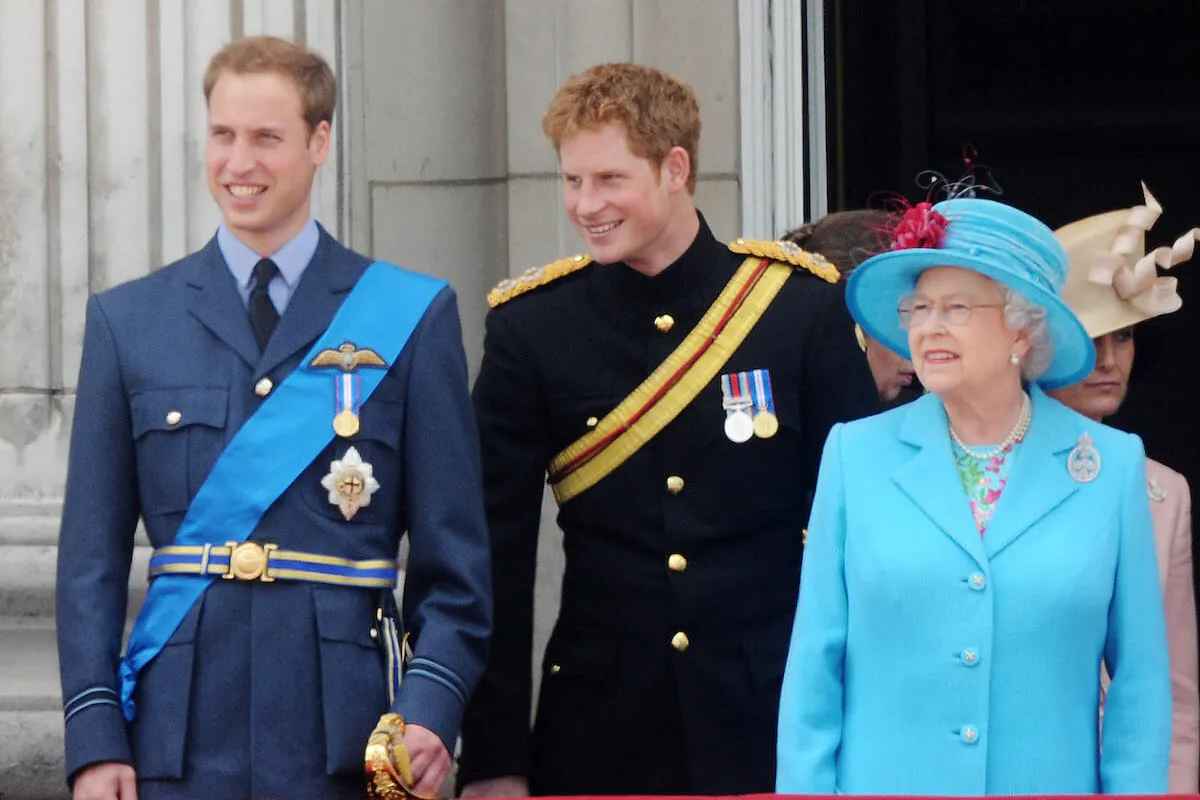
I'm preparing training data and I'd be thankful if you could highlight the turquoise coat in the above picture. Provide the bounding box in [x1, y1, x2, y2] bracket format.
[777, 387, 1171, 795]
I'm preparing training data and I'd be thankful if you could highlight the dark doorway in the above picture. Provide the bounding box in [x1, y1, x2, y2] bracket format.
[828, 0, 1199, 232]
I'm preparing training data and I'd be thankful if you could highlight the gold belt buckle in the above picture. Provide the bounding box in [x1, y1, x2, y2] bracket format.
[222, 541, 278, 582]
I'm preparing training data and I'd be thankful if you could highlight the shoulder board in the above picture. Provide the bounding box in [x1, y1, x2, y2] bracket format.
[728, 238, 840, 284]
[487, 254, 594, 308]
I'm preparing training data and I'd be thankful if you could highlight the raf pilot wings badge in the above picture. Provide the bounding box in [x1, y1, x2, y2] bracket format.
[310, 341, 388, 372]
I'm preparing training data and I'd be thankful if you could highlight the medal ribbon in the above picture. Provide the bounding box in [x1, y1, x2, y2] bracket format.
[752, 368, 775, 416]
[118, 262, 446, 721]
[335, 373, 362, 423]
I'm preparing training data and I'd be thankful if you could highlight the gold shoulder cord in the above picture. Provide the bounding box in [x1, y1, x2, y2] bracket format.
[487, 254, 593, 308]
[728, 237, 841, 284]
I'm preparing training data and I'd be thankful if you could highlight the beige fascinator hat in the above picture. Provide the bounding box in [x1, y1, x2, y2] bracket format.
[1055, 183, 1199, 338]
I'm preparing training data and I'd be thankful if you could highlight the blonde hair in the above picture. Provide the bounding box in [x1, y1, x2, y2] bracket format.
[203, 35, 336, 133]
[543, 63, 701, 193]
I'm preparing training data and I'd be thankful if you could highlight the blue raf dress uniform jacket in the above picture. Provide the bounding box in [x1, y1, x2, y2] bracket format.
[777, 386, 1171, 795]
[56, 228, 491, 800]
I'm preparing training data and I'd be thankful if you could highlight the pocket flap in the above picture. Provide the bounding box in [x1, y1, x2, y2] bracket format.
[312, 586, 378, 647]
[130, 387, 228, 438]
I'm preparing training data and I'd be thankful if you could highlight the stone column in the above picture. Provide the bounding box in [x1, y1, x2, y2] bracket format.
[0, 2, 339, 795]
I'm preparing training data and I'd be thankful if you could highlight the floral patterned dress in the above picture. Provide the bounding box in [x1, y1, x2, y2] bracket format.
[952, 436, 1024, 535]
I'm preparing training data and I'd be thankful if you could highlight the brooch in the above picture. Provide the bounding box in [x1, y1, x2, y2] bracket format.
[1067, 432, 1101, 483]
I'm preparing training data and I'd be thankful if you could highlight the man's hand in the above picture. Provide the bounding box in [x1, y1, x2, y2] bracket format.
[405, 723, 452, 797]
[73, 762, 137, 800]
[459, 776, 530, 798]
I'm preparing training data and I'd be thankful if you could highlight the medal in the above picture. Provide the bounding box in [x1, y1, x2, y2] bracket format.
[750, 368, 778, 439]
[333, 409, 360, 438]
[331, 373, 361, 438]
[721, 373, 754, 443]
[724, 411, 754, 443]
[753, 411, 779, 439]
[320, 446, 380, 520]
[722, 369, 779, 442]
[1067, 432, 1101, 483]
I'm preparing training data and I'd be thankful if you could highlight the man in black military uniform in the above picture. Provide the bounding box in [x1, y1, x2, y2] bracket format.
[458, 63, 880, 796]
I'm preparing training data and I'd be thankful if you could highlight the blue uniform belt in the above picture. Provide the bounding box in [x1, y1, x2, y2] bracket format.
[148, 542, 398, 588]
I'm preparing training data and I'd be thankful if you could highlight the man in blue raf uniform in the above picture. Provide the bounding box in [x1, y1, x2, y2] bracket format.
[458, 63, 880, 796]
[56, 36, 490, 800]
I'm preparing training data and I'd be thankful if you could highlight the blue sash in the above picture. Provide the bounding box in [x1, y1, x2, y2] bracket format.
[118, 262, 446, 720]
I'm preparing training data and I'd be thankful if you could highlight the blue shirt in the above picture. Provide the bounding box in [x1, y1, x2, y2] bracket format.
[218, 219, 320, 315]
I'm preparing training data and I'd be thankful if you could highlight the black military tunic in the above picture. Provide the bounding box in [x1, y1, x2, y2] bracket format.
[459, 215, 880, 794]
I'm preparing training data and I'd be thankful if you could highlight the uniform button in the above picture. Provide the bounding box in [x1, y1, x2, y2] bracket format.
[585, 416, 599, 428]
[968, 573, 986, 591]
[549, 664, 562, 675]
[671, 632, 690, 652]
[668, 553, 688, 572]
[165, 410, 182, 425]
[654, 314, 675, 333]
[960, 648, 979, 666]
[960, 725, 979, 744]
[666, 475, 685, 494]
[254, 377, 274, 397]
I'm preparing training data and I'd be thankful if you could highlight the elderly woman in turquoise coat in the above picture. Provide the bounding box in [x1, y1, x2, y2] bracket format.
[776, 197, 1172, 795]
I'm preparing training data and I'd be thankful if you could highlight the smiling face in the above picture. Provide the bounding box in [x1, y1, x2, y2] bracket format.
[558, 124, 693, 275]
[1048, 328, 1134, 421]
[205, 70, 330, 256]
[906, 267, 1030, 402]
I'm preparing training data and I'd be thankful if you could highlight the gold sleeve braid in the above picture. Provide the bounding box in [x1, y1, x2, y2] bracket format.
[728, 238, 841, 284]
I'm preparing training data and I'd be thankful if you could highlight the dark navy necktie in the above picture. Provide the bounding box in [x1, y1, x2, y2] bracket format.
[249, 258, 280, 351]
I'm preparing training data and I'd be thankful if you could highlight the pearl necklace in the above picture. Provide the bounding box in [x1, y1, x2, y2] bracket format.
[949, 392, 1032, 461]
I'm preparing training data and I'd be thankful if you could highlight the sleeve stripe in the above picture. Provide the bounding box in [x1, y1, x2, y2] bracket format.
[64, 686, 119, 714]
[408, 657, 468, 694]
[64, 696, 121, 723]
[405, 668, 467, 704]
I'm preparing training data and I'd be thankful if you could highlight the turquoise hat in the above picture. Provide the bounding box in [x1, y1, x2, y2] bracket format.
[846, 198, 1095, 390]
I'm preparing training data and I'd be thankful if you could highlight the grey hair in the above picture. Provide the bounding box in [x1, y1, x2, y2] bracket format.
[1002, 287, 1053, 381]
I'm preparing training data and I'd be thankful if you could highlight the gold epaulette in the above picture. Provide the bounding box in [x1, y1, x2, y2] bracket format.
[729, 238, 840, 284]
[487, 254, 593, 308]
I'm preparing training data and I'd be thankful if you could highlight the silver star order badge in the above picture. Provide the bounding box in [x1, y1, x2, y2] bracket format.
[1067, 432, 1101, 484]
[321, 446, 380, 520]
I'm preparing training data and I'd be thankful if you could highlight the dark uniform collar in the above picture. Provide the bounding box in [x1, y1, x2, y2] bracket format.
[599, 212, 726, 305]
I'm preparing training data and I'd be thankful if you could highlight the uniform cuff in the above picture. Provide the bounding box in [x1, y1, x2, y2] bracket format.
[64, 701, 132, 784]
[394, 667, 467, 753]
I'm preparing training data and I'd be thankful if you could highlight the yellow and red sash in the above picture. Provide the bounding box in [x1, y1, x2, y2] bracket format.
[547, 256, 792, 504]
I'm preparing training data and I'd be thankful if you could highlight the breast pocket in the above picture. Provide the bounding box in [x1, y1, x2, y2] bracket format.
[303, 398, 404, 524]
[130, 387, 229, 515]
